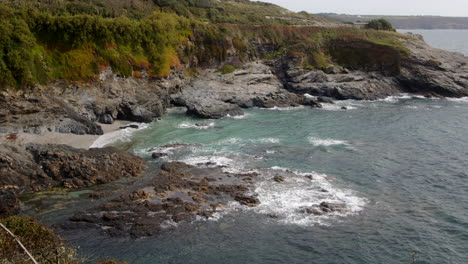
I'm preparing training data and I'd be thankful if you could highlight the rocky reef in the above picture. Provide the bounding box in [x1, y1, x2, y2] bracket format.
[0, 143, 145, 217]
[66, 161, 260, 237]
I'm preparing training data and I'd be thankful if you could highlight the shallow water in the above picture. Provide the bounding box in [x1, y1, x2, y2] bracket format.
[29, 96, 468, 264]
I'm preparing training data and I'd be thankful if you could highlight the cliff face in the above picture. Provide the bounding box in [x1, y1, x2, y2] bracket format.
[0, 70, 189, 134]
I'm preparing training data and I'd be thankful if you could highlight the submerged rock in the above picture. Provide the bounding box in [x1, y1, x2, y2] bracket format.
[67, 161, 260, 237]
[151, 152, 167, 159]
[0, 143, 146, 216]
[320, 202, 346, 213]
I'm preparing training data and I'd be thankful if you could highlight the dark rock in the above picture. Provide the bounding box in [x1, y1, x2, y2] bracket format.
[302, 97, 323, 108]
[341, 106, 348, 110]
[234, 194, 260, 207]
[317, 96, 335, 104]
[0, 142, 146, 210]
[99, 114, 114, 124]
[151, 152, 167, 159]
[300, 207, 324, 216]
[0, 189, 20, 217]
[320, 202, 346, 213]
[120, 124, 139, 129]
[273, 175, 285, 183]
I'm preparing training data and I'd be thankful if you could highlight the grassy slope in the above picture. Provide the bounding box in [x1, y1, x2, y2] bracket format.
[0, 0, 408, 89]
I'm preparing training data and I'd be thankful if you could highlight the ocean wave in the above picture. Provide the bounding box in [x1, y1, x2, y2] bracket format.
[321, 103, 358, 111]
[90, 123, 149, 148]
[447, 97, 468, 103]
[226, 113, 250, 119]
[308, 137, 349, 147]
[253, 167, 367, 226]
[263, 105, 305, 111]
[178, 122, 215, 129]
[216, 137, 281, 145]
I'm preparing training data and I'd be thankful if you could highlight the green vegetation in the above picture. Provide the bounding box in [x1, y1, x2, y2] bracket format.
[367, 19, 395, 31]
[0, 216, 79, 263]
[219, 64, 236, 74]
[0, 0, 408, 89]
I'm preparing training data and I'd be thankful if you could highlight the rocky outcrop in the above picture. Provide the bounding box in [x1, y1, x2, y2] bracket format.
[0, 143, 146, 217]
[397, 35, 468, 97]
[171, 62, 321, 119]
[0, 69, 188, 135]
[279, 34, 468, 100]
[284, 66, 403, 100]
[67, 161, 260, 237]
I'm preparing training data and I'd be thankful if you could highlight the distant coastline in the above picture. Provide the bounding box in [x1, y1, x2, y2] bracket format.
[317, 14, 468, 29]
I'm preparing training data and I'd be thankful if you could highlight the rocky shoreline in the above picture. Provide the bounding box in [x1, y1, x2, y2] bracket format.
[1, 33, 468, 237]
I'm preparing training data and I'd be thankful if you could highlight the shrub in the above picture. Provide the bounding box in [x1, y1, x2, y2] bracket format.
[367, 19, 395, 31]
[0, 216, 79, 264]
[219, 64, 236, 74]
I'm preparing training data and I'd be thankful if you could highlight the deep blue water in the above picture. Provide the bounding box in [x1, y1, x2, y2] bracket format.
[29, 31, 468, 264]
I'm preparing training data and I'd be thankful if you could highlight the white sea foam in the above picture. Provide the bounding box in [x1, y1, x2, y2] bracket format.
[226, 113, 249, 119]
[89, 123, 149, 148]
[216, 137, 281, 145]
[178, 122, 215, 129]
[264, 105, 305, 111]
[321, 103, 358, 111]
[181, 155, 235, 168]
[308, 137, 349, 147]
[377, 94, 413, 103]
[447, 97, 468, 103]
[253, 167, 367, 226]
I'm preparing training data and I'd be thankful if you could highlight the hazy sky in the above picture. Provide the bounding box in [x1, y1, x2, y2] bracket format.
[259, 0, 468, 17]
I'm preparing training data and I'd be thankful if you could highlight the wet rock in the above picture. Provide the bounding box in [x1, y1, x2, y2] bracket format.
[300, 207, 324, 216]
[120, 124, 139, 129]
[320, 202, 346, 213]
[341, 106, 348, 110]
[0, 142, 146, 216]
[0, 189, 20, 217]
[234, 194, 260, 207]
[88, 191, 113, 199]
[317, 96, 335, 104]
[273, 175, 285, 183]
[99, 114, 114, 124]
[151, 152, 167, 159]
[67, 161, 260, 237]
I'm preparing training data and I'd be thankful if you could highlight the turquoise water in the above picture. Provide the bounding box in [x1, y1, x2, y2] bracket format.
[60, 96, 468, 264]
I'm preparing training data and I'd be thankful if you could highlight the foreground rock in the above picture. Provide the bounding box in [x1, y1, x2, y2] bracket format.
[67, 161, 260, 237]
[0, 143, 146, 217]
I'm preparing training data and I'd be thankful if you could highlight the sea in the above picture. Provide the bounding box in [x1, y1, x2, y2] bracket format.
[26, 30, 468, 264]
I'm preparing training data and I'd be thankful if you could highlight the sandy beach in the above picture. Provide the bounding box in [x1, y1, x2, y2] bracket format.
[0, 120, 133, 149]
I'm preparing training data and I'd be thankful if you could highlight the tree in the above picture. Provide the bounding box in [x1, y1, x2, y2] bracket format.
[367, 18, 395, 31]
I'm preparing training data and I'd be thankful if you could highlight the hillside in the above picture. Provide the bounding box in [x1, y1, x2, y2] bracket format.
[318, 13, 468, 29]
[0, 0, 408, 89]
